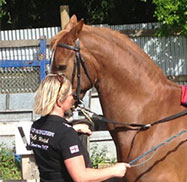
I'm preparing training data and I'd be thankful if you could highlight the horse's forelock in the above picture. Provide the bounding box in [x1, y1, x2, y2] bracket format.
[50, 30, 70, 51]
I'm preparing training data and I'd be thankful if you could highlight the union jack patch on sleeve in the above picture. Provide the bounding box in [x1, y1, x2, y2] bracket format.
[69, 145, 79, 154]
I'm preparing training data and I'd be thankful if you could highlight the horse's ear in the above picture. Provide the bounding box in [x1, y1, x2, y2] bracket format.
[70, 15, 77, 24]
[68, 18, 84, 42]
[76, 18, 84, 35]
[64, 15, 78, 30]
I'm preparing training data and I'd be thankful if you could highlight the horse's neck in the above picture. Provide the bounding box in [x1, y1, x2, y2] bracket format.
[82, 27, 168, 95]
[81, 27, 182, 122]
[83, 26, 167, 85]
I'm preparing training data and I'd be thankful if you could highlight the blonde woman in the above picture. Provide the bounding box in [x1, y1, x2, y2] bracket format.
[30, 74, 130, 182]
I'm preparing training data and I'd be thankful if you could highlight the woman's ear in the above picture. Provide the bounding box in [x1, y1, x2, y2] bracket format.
[56, 98, 63, 107]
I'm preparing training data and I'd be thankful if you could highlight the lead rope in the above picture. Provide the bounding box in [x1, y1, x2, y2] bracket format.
[130, 151, 157, 167]
[129, 129, 187, 167]
[78, 106, 187, 167]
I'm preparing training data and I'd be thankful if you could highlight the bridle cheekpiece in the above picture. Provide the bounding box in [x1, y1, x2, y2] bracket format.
[56, 39, 93, 107]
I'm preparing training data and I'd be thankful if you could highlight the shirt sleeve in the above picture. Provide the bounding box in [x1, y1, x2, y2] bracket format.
[59, 127, 84, 160]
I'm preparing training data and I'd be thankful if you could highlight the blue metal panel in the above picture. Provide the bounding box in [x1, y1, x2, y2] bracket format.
[0, 60, 49, 68]
[0, 37, 50, 82]
[39, 37, 48, 81]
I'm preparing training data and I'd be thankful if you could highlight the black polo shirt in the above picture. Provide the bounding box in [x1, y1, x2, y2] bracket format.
[30, 115, 92, 182]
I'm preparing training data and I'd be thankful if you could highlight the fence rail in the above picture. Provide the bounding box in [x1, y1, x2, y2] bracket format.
[0, 39, 51, 48]
[0, 29, 158, 48]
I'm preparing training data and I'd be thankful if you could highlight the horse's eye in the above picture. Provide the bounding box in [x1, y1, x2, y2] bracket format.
[57, 65, 67, 71]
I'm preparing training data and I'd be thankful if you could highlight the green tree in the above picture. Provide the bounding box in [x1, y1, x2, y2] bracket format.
[0, 0, 62, 30]
[142, 0, 187, 36]
[0, 0, 6, 18]
[0, 0, 9, 29]
[0, 0, 156, 30]
[68, 0, 156, 25]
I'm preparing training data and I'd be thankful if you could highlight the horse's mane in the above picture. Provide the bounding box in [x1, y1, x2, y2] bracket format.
[86, 26, 166, 78]
[85, 25, 148, 56]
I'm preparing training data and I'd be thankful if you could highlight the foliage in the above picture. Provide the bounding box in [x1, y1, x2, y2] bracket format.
[1, 0, 186, 36]
[0, 144, 21, 180]
[0, 0, 6, 18]
[0, 0, 156, 30]
[81, 0, 112, 24]
[142, 0, 187, 36]
[90, 144, 116, 169]
[0, 0, 62, 29]
[66, 0, 156, 25]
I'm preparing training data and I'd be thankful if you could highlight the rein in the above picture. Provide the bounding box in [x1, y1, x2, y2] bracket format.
[78, 106, 187, 131]
[129, 129, 187, 167]
[57, 39, 93, 106]
[79, 106, 187, 167]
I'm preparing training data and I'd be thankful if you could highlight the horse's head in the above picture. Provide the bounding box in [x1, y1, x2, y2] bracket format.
[50, 15, 98, 105]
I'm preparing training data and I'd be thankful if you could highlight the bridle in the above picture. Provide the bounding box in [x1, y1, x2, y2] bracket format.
[54, 39, 187, 127]
[56, 39, 93, 106]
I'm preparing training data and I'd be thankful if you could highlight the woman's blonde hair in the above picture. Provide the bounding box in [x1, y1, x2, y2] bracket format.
[34, 74, 72, 116]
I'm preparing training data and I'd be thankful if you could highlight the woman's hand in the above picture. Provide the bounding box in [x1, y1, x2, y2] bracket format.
[110, 163, 131, 178]
[73, 123, 92, 135]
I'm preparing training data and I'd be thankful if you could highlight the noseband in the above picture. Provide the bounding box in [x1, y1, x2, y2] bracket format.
[56, 39, 93, 106]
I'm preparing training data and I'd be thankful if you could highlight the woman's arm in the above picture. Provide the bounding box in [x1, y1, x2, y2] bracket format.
[65, 155, 130, 182]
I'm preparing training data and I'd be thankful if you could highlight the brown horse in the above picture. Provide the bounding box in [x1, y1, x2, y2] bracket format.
[50, 15, 187, 182]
